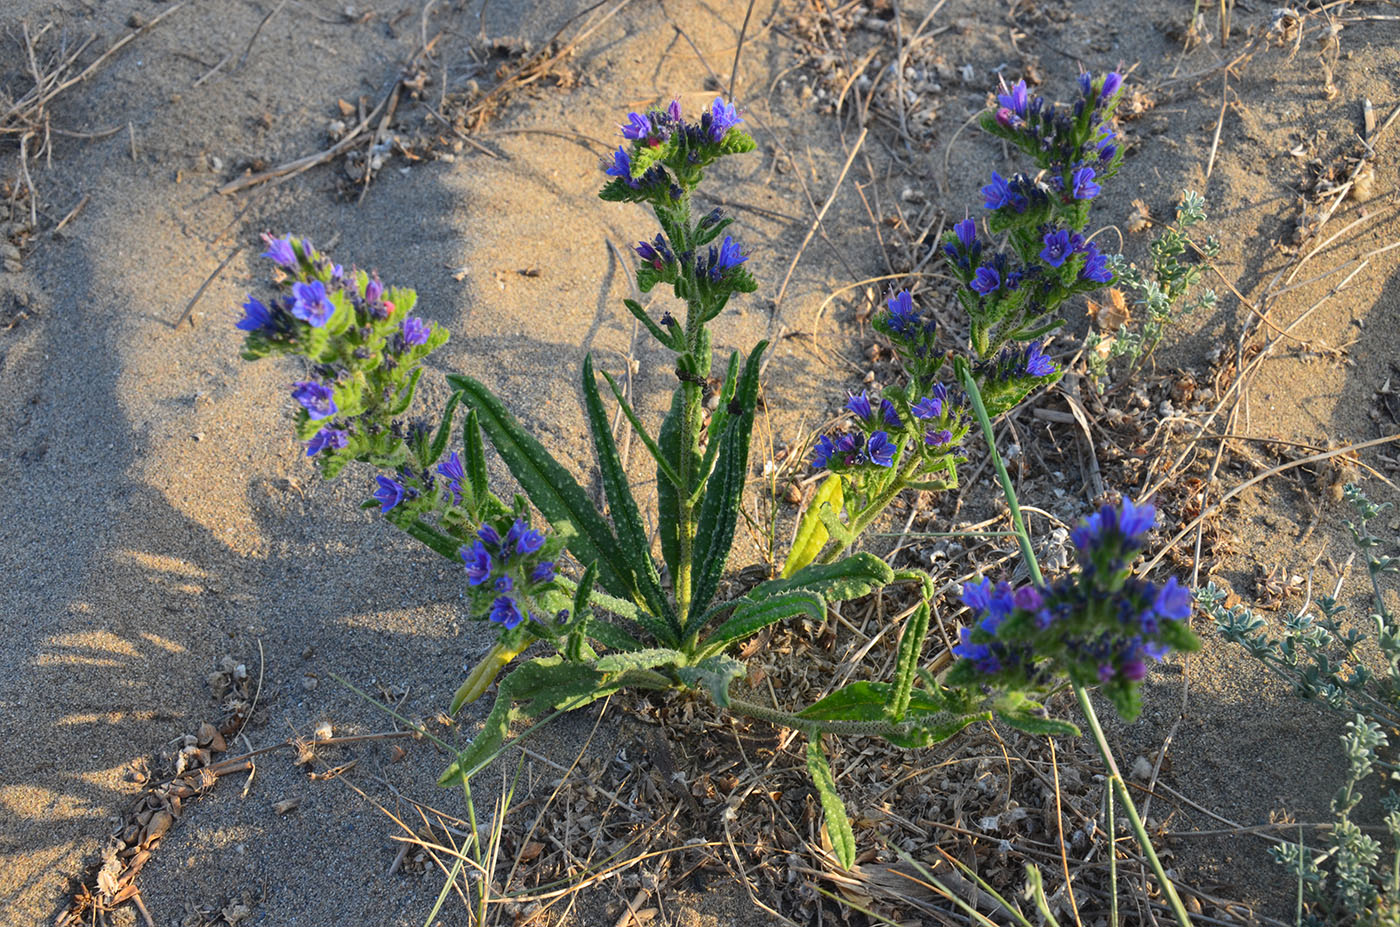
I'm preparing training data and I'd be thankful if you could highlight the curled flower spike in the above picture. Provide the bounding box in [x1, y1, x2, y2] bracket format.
[1072, 496, 1156, 555]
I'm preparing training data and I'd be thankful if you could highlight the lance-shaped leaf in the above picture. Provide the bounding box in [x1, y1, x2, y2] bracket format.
[594, 648, 684, 675]
[781, 476, 844, 578]
[438, 656, 617, 786]
[697, 591, 825, 660]
[462, 408, 490, 512]
[582, 355, 677, 632]
[806, 739, 856, 869]
[446, 373, 635, 602]
[655, 388, 689, 583]
[623, 298, 683, 351]
[886, 603, 930, 721]
[687, 341, 767, 629]
[426, 391, 461, 466]
[677, 655, 744, 707]
[689, 352, 739, 504]
[389, 367, 425, 415]
[749, 553, 893, 604]
[398, 517, 463, 562]
[598, 369, 683, 491]
[993, 690, 1082, 738]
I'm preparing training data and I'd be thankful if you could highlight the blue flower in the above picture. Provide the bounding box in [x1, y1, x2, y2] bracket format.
[707, 96, 742, 141]
[477, 523, 502, 548]
[436, 451, 464, 504]
[462, 540, 493, 585]
[1100, 72, 1122, 101]
[506, 518, 545, 555]
[970, 265, 1001, 295]
[1152, 576, 1192, 622]
[291, 280, 334, 327]
[1079, 242, 1113, 283]
[236, 295, 273, 333]
[846, 391, 873, 421]
[667, 99, 683, 120]
[1023, 341, 1055, 377]
[1039, 229, 1075, 268]
[531, 561, 556, 583]
[1071, 166, 1101, 200]
[811, 435, 838, 468]
[261, 233, 297, 267]
[881, 398, 902, 428]
[952, 630, 1001, 674]
[621, 111, 652, 140]
[401, 316, 431, 346]
[291, 381, 337, 420]
[954, 217, 978, 251]
[925, 428, 953, 447]
[306, 427, 348, 456]
[699, 235, 747, 281]
[997, 79, 1030, 118]
[885, 289, 919, 336]
[866, 431, 896, 467]
[912, 387, 946, 420]
[373, 475, 406, 513]
[489, 595, 525, 629]
[605, 146, 634, 184]
[982, 171, 1026, 212]
[495, 575, 514, 593]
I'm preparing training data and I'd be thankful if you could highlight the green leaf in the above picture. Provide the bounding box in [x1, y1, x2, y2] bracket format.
[595, 648, 683, 675]
[623, 298, 681, 350]
[806, 739, 856, 869]
[389, 367, 424, 416]
[677, 655, 744, 707]
[399, 517, 464, 562]
[781, 476, 843, 578]
[885, 711, 990, 749]
[750, 553, 894, 604]
[583, 355, 677, 634]
[690, 352, 740, 505]
[687, 341, 767, 628]
[656, 388, 689, 584]
[993, 691, 1081, 737]
[798, 680, 957, 722]
[446, 374, 636, 602]
[565, 562, 598, 662]
[438, 657, 617, 786]
[598, 368, 684, 491]
[698, 591, 826, 659]
[426, 391, 461, 467]
[585, 619, 644, 653]
[462, 408, 490, 512]
[887, 603, 930, 721]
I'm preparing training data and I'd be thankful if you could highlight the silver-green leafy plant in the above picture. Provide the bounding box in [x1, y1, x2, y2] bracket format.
[1205, 484, 1400, 924]
[1087, 191, 1219, 391]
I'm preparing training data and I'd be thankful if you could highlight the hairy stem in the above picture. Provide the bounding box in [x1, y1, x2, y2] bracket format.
[815, 453, 925, 565]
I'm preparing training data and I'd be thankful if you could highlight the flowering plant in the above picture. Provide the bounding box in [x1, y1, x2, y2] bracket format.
[235, 79, 1197, 890]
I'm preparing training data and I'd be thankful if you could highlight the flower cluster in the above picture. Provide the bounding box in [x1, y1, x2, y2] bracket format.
[973, 339, 1062, 416]
[236, 234, 448, 478]
[947, 498, 1201, 720]
[600, 96, 755, 205]
[459, 516, 567, 630]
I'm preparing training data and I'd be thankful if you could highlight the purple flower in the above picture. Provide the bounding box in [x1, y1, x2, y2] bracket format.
[1079, 242, 1113, 283]
[489, 596, 525, 629]
[810, 435, 838, 468]
[885, 289, 919, 336]
[953, 631, 1001, 674]
[236, 295, 273, 332]
[402, 316, 431, 346]
[925, 428, 953, 447]
[506, 518, 545, 555]
[881, 398, 902, 428]
[306, 427, 348, 456]
[982, 171, 1025, 212]
[866, 431, 896, 467]
[846, 391, 873, 421]
[997, 79, 1030, 118]
[702, 235, 747, 280]
[462, 541, 493, 585]
[1152, 577, 1192, 622]
[531, 561, 556, 583]
[261, 233, 297, 267]
[364, 277, 383, 304]
[494, 575, 514, 593]
[291, 280, 334, 327]
[1101, 72, 1122, 101]
[1039, 229, 1075, 268]
[291, 381, 337, 420]
[1013, 586, 1044, 611]
[962, 577, 993, 613]
[1023, 341, 1055, 378]
[621, 111, 652, 140]
[667, 99, 682, 121]
[373, 475, 406, 513]
[436, 451, 464, 504]
[708, 96, 742, 141]
[954, 217, 977, 251]
[1071, 166, 1101, 200]
[478, 523, 502, 548]
[605, 146, 634, 184]
[970, 265, 1001, 295]
[912, 387, 946, 420]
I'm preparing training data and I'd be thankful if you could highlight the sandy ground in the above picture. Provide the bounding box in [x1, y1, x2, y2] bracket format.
[2, 0, 1399, 925]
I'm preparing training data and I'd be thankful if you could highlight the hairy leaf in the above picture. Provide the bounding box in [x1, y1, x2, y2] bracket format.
[806, 739, 856, 869]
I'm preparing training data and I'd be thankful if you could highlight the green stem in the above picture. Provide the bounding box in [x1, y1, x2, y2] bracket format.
[727, 696, 918, 739]
[958, 359, 1193, 927]
[815, 453, 925, 565]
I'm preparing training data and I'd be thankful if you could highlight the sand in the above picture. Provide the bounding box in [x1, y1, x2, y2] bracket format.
[2, 0, 1398, 925]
